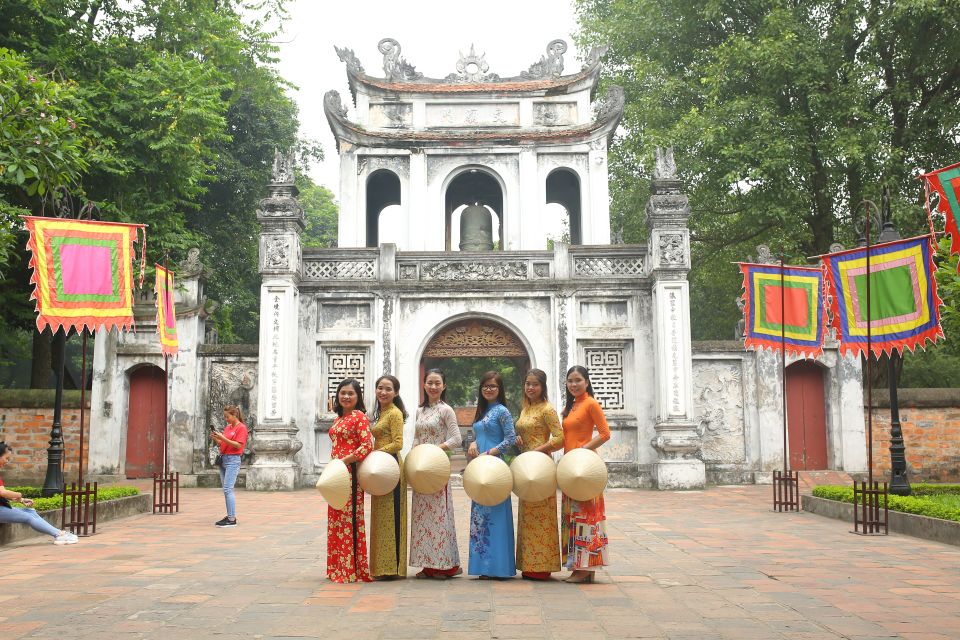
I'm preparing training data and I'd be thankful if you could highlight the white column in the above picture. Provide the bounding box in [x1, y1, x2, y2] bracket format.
[338, 150, 359, 248]
[587, 145, 611, 244]
[409, 151, 427, 250]
[518, 149, 539, 250]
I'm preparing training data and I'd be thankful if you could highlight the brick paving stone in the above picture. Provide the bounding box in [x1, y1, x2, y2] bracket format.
[2, 484, 959, 639]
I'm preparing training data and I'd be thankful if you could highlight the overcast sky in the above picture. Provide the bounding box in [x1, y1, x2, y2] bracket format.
[274, 0, 583, 197]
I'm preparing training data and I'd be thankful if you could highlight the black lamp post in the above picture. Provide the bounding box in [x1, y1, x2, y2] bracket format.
[876, 199, 911, 496]
[859, 189, 911, 497]
[40, 328, 66, 497]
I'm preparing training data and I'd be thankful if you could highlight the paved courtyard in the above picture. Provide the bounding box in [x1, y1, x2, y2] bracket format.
[2, 485, 958, 640]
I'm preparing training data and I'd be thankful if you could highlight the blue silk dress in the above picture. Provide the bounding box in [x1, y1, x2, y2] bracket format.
[468, 402, 517, 578]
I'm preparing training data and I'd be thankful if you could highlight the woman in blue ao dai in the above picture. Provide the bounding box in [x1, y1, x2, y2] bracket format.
[467, 371, 517, 579]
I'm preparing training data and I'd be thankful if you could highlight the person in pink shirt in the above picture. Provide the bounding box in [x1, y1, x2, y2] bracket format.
[210, 405, 248, 527]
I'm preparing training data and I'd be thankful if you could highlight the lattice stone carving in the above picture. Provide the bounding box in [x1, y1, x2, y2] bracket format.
[584, 348, 625, 411]
[325, 350, 366, 410]
[574, 257, 644, 277]
[303, 260, 375, 280]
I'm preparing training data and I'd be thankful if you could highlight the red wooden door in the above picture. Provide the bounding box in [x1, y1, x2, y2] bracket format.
[785, 361, 828, 470]
[125, 365, 166, 478]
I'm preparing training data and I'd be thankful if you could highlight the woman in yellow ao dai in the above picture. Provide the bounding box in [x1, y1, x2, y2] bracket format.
[514, 368, 564, 580]
[369, 375, 408, 579]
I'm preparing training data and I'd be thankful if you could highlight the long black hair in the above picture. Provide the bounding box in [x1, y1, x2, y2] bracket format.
[473, 371, 506, 423]
[0, 441, 10, 457]
[521, 368, 549, 409]
[562, 365, 595, 418]
[373, 374, 408, 421]
[333, 378, 366, 416]
[420, 368, 448, 408]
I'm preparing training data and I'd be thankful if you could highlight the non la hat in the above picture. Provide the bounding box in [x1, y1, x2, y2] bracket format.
[357, 450, 401, 496]
[404, 443, 451, 494]
[316, 458, 351, 510]
[463, 454, 513, 506]
[556, 447, 608, 501]
[510, 450, 558, 502]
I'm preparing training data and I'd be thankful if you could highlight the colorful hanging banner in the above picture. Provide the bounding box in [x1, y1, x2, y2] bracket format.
[738, 263, 826, 359]
[822, 235, 943, 357]
[920, 161, 960, 270]
[155, 264, 179, 356]
[23, 216, 146, 334]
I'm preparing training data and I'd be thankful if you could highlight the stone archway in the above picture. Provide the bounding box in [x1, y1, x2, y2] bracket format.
[419, 318, 531, 438]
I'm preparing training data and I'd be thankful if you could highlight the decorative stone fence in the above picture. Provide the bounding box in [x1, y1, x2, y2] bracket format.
[0, 390, 90, 486]
[868, 388, 960, 483]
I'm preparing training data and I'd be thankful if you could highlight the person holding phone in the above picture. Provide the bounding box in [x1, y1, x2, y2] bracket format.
[210, 405, 248, 527]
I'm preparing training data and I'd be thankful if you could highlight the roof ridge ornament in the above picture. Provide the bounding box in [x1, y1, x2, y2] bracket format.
[593, 85, 625, 122]
[335, 45, 365, 75]
[271, 148, 296, 185]
[582, 44, 610, 70]
[447, 44, 500, 83]
[521, 39, 567, 79]
[378, 38, 423, 82]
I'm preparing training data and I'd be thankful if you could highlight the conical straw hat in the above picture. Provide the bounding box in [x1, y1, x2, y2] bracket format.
[316, 458, 351, 510]
[357, 450, 401, 496]
[510, 451, 557, 502]
[463, 455, 513, 506]
[404, 443, 451, 494]
[556, 448, 608, 501]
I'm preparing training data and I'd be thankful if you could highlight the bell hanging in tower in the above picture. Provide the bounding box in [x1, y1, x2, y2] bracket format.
[459, 202, 494, 251]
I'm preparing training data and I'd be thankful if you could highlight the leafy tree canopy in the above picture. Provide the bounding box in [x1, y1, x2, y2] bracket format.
[0, 1, 328, 377]
[575, 0, 960, 340]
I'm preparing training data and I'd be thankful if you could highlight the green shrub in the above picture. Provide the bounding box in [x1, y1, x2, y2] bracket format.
[8, 486, 139, 512]
[812, 484, 960, 523]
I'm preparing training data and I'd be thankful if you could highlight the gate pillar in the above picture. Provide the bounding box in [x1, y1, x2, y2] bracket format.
[250, 150, 304, 490]
[646, 148, 705, 489]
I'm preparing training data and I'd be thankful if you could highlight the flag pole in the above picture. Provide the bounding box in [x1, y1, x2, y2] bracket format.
[780, 254, 788, 476]
[163, 254, 171, 478]
[864, 204, 873, 489]
[78, 329, 87, 486]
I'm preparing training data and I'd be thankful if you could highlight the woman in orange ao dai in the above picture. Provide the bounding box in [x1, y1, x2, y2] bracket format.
[560, 365, 611, 583]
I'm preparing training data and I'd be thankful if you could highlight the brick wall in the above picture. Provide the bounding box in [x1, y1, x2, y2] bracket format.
[0, 391, 90, 486]
[868, 389, 960, 483]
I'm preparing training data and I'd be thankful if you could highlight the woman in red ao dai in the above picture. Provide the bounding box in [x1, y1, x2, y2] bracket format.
[326, 378, 374, 583]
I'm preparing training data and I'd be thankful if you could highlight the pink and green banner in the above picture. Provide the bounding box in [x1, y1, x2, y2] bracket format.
[738, 263, 825, 358]
[921, 161, 960, 271]
[822, 236, 943, 357]
[155, 264, 178, 356]
[24, 217, 146, 334]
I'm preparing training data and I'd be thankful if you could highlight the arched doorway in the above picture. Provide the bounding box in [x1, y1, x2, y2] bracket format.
[444, 169, 505, 251]
[366, 169, 402, 247]
[420, 318, 531, 442]
[125, 364, 166, 478]
[545, 168, 582, 245]
[785, 361, 828, 470]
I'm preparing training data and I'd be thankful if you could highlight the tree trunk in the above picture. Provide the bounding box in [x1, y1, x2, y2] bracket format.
[30, 328, 52, 388]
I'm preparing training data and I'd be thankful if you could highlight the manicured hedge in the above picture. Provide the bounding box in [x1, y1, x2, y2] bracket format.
[812, 484, 960, 523]
[7, 486, 140, 512]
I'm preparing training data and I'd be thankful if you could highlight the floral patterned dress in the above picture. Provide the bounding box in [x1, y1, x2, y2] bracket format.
[327, 409, 374, 583]
[515, 402, 564, 576]
[408, 401, 462, 572]
[468, 402, 517, 578]
[561, 394, 611, 570]
[369, 403, 407, 578]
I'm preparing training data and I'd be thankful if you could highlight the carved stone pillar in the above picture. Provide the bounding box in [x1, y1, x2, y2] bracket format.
[250, 150, 304, 490]
[646, 148, 705, 489]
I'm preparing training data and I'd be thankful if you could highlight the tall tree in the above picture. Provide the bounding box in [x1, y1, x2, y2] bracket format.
[576, 0, 960, 339]
[0, 1, 326, 382]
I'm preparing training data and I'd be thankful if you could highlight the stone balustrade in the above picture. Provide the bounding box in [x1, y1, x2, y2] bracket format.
[300, 243, 647, 285]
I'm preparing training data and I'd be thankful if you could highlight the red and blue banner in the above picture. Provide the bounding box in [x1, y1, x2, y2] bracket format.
[24, 217, 146, 334]
[155, 264, 178, 356]
[739, 263, 826, 359]
[921, 161, 960, 270]
[822, 236, 943, 357]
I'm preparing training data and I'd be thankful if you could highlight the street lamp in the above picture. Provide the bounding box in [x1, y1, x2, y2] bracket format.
[40, 328, 66, 497]
[859, 189, 911, 497]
